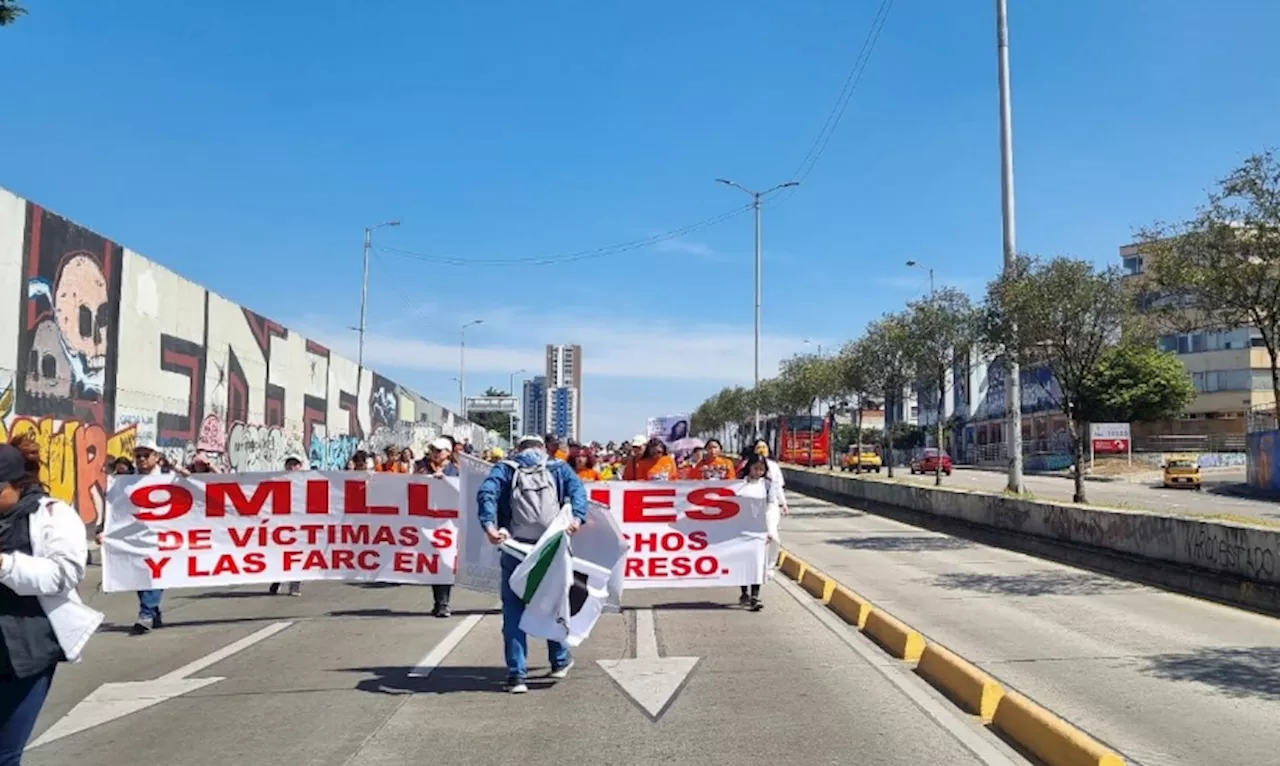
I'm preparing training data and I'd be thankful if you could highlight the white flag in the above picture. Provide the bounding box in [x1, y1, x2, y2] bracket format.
[503, 510, 613, 647]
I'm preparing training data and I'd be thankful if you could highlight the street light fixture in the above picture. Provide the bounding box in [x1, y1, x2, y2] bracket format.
[716, 177, 800, 437]
[905, 260, 935, 297]
[356, 220, 402, 370]
[459, 319, 484, 415]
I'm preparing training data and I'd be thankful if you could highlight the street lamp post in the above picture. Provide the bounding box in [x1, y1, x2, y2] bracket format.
[997, 0, 1025, 493]
[357, 219, 401, 370]
[459, 319, 484, 415]
[905, 259, 935, 297]
[509, 369, 526, 445]
[716, 177, 800, 438]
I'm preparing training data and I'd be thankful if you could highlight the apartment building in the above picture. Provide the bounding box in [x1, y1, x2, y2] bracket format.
[545, 344, 582, 438]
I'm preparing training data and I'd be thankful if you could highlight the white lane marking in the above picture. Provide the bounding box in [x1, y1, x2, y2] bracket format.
[597, 608, 699, 720]
[158, 621, 294, 680]
[776, 576, 1022, 766]
[30, 621, 295, 750]
[409, 614, 485, 678]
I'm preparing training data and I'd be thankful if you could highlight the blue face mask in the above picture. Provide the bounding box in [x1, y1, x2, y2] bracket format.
[518, 447, 547, 461]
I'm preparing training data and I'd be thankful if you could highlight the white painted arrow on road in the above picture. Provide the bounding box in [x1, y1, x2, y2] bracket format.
[29, 621, 293, 749]
[597, 608, 698, 720]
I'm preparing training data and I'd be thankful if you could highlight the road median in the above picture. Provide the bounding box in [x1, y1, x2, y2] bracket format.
[783, 466, 1280, 614]
[777, 550, 1129, 766]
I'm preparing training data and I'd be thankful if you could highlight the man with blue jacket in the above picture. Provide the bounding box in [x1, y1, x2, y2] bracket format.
[478, 434, 588, 694]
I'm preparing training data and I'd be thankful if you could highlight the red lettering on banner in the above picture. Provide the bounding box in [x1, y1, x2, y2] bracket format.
[622, 488, 678, 523]
[306, 479, 329, 514]
[158, 530, 183, 552]
[695, 556, 722, 576]
[686, 487, 740, 521]
[343, 480, 398, 515]
[332, 548, 355, 570]
[394, 550, 439, 574]
[187, 528, 212, 551]
[206, 481, 291, 518]
[228, 527, 255, 548]
[624, 555, 724, 579]
[358, 550, 379, 570]
[687, 530, 708, 551]
[283, 548, 383, 572]
[144, 557, 170, 577]
[131, 485, 193, 522]
[271, 526, 297, 546]
[398, 526, 421, 547]
[630, 533, 659, 553]
[589, 487, 611, 506]
[407, 482, 460, 518]
[431, 527, 453, 549]
[671, 557, 692, 577]
[243, 552, 267, 573]
[370, 526, 397, 546]
[188, 553, 255, 577]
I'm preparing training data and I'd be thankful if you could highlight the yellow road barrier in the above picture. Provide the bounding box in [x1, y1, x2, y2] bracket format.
[863, 608, 926, 662]
[778, 551, 807, 582]
[827, 585, 872, 629]
[800, 567, 836, 603]
[993, 690, 1126, 766]
[916, 643, 1005, 722]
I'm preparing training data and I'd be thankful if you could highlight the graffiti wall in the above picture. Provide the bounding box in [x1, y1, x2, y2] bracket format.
[1248, 429, 1280, 493]
[0, 187, 497, 535]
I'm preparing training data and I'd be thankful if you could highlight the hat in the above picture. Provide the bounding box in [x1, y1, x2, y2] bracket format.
[516, 434, 545, 450]
[490, 446, 506, 459]
[133, 440, 158, 453]
[631, 435, 647, 447]
[429, 437, 453, 452]
[0, 445, 25, 484]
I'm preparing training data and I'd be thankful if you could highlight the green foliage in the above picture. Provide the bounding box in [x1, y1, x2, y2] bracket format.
[466, 387, 517, 441]
[1140, 150, 1280, 419]
[1076, 344, 1195, 424]
[0, 1, 26, 26]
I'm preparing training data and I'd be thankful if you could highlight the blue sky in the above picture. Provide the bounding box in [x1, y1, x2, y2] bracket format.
[3, 0, 1279, 441]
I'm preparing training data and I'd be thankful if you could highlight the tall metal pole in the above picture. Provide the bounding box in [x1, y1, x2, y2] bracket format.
[753, 193, 763, 438]
[997, 0, 1024, 493]
[460, 326, 468, 415]
[358, 227, 371, 370]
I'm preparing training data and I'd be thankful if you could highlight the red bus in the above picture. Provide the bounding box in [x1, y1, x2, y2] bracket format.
[766, 415, 831, 467]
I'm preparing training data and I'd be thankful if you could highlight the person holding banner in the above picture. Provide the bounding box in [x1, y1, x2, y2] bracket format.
[623, 438, 679, 481]
[269, 457, 307, 597]
[737, 453, 783, 611]
[477, 435, 587, 694]
[0, 436, 102, 760]
[693, 439, 737, 480]
[131, 442, 169, 634]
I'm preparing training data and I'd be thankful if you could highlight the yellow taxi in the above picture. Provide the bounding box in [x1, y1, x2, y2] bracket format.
[842, 447, 882, 473]
[1162, 456, 1202, 490]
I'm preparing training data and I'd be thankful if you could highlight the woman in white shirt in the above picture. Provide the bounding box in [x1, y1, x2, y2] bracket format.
[737, 454, 783, 612]
[752, 439, 790, 516]
[0, 436, 103, 759]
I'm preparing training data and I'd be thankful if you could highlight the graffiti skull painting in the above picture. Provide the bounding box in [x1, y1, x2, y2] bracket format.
[16, 204, 123, 427]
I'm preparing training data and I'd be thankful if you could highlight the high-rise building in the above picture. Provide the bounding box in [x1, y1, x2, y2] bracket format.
[548, 386, 579, 441]
[521, 375, 547, 437]
[545, 344, 582, 438]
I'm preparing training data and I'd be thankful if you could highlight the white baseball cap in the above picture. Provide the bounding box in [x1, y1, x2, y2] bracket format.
[631, 435, 647, 447]
[429, 437, 453, 452]
[516, 434, 546, 450]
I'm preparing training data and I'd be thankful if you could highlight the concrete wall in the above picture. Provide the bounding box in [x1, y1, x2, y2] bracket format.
[1248, 428, 1280, 492]
[784, 468, 1280, 606]
[0, 187, 496, 535]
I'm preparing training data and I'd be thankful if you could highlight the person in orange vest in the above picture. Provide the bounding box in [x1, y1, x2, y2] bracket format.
[624, 438, 679, 481]
[693, 439, 738, 480]
[570, 447, 601, 482]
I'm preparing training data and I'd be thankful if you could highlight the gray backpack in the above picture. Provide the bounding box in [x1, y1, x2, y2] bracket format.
[503, 458, 563, 542]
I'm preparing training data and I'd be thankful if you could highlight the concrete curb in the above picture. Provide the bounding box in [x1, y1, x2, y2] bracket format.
[778, 549, 1128, 766]
[916, 644, 1004, 722]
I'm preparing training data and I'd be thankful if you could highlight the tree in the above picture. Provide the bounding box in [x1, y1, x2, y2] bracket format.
[465, 387, 518, 442]
[1140, 151, 1280, 423]
[983, 256, 1129, 502]
[1076, 344, 1195, 424]
[905, 287, 979, 485]
[859, 314, 915, 477]
[0, 1, 26, 26]
[835, 339, 878, 470]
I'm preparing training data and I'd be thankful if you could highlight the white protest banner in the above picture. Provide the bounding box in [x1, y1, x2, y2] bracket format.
[454, 453, 504, 593]
[101, 471, 460, 592]
[646, 415, 691, 445]
[585, 481, 768, 589]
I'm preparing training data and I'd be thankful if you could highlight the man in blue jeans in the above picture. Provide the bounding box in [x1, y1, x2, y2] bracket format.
[477, 434, 587, 694]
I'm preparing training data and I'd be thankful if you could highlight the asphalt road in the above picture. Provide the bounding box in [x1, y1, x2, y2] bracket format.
[782, 489, 1280, 766]
[842, 465, 1280, 522]
[26, 565, 1027, 766]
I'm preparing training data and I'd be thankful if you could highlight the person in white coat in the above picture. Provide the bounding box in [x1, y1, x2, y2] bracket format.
[737, 454, 783, 611]
[0, 436, 103, 761]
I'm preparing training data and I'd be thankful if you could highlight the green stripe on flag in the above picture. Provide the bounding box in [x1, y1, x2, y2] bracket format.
[520, 532, 565, 604]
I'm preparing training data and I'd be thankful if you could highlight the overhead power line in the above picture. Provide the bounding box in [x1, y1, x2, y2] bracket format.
[375, 203, 752, 267]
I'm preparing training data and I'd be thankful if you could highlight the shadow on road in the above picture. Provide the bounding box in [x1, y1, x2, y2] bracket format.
[643, 600, 737, 612]
[180, 590, 275, 599]
[342, 665, 551, 695]
[788, 508, 867, 520]
[328, 607, 498, 619]
[98, 615, 280, 633]
[1137, 647, 1280, 701]
[928, 571, 1142, 597]
[829, 535, 975, 552]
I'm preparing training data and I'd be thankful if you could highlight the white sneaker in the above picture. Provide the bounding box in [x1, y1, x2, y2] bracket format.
[508, 682, 528, 694]
[548, 659, 574, 680]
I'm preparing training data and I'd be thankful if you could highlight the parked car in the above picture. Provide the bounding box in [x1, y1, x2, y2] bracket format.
[910, 448, 953, 476]
[1163, 457, 1202, 490]
[842, 447, 882, 473]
